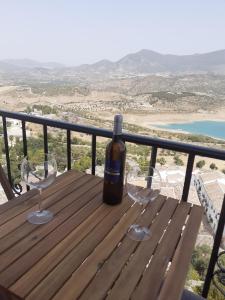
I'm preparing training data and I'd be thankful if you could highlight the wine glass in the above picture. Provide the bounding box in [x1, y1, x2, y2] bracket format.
[166, 168, 185, 200]
[126, 164, 162, 241]
[21, 153, 57, 224]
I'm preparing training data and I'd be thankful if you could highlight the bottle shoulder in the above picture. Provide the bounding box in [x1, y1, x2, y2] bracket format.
[107, 139, 126, 152]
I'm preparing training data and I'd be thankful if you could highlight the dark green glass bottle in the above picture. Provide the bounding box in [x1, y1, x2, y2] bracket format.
[103, 114, 126, 205]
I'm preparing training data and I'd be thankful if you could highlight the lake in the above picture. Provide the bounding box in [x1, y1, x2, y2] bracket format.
[158, 121, 225, 140]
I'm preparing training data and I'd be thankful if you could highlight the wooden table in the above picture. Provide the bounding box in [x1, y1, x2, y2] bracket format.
[0, 170, 203, 300]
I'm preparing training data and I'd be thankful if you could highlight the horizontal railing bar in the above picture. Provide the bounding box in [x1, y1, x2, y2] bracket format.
[1, 110, 225, 160]
[124, 133, 225, 161]
[0, 109, 112, 137]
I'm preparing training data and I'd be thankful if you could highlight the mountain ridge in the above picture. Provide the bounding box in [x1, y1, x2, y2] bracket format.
[1, 49, 225, 75]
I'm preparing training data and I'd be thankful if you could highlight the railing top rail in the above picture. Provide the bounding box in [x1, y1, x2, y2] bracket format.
[1, 109, 225, 161]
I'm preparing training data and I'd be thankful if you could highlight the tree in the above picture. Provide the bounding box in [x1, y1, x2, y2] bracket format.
[196, 160, 206, 169]
[0, 140, 3, 163]
[9, 148, 21, 184]
[192, 244, 211, 279]
[73, 156, 91, 172]
[186, 265, 200, 281]
[174, 155, 184, 166]
[137, 156, 148, 172]
[96, 148, 105, 165]
[208, 286, 225, 300]
[25, 105, 32, 113]
[157, 157, 166, 166]
[194, 285, 225, 300]
[210, 163, 217, 170]
[9, 136, 14, 149]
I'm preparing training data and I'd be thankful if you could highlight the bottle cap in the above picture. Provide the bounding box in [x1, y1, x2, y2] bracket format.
[113, 114, 123, 135]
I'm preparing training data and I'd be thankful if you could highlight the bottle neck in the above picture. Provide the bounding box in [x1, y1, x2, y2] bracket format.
[113, 115, 122, 136]
[112, 134, 122, 141]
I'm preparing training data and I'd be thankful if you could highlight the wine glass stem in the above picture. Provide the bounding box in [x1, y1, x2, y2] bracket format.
[38, 189, 42, 212]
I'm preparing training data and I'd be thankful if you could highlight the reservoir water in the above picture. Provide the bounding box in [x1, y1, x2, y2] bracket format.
[158, 121, 225, 140]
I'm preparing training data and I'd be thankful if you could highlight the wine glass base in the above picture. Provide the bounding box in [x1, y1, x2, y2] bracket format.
[127, 224, 151, 241]
[27, 210, 54, 225]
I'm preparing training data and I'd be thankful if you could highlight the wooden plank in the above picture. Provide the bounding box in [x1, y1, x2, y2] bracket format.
[0, 285, 22, 300]
[0, 177, 102, 279]
[157, 205, 203, 300]
[0, 174, 98, 259]
[0, 170, 78, 216]
[105, 198, 179, 300]
[25, 195, 132, 300]
[131, 202, 192, 300]
[0, 173, 97, 245]
[1, 187, 104, 289]
[0, 171, 202, 300]
[0, 171, 83, 226]
[0, 189, 39, 216]
[10, 200, 111, 298]
[58, 196, 166, 300]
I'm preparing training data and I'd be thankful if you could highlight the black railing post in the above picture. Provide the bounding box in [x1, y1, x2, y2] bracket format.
[181, 153, 195, 202]
[2, 116, 12, 186]
[91, 135, 96, 175]
[43, 125, 48, 178]
[147, 147, 157, 188]
[21, 121, 29, 191]
[43, 125, 48, 155]
[202, 195, 225, 298]
[21, 121, 28, 157]
[67, 130, 71, 170]
[150, 146, 157, 169]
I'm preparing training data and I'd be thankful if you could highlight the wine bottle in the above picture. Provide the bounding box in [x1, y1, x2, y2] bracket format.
[103, 114, 126, 205]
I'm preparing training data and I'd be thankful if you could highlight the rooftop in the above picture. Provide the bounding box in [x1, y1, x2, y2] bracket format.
[204, 181, 225, 212]
[199, 170, 225, 184]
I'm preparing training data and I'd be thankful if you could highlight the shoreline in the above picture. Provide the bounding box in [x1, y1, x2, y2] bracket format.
[144, 112, 225, 126]
[92, 110, 225, 141]
[152, 126, 225, 142]
[149, 122, 225, 142]
[121, 111, 225, 127]
[121, 111, 225, 142]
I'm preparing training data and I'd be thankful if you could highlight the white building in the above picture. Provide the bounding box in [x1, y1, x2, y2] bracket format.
[159, 167, 199, 204]
[194, 171, 225, 239]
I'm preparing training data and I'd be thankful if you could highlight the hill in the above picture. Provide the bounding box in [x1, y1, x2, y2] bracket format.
[1, 49, 225, 77]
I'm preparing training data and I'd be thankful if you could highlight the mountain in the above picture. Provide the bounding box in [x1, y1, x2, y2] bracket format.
[70, 49, 225, 75]
[0, 59, 64, 71]
[116, 49, 166, 73]
[1, 50, 225, 77]
[111, 49, 225, 74]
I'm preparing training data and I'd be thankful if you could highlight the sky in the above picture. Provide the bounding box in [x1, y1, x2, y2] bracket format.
[0, 0, 225, 66]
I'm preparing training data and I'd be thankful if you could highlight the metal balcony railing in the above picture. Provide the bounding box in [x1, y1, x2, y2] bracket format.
[0, 109, 225, 298]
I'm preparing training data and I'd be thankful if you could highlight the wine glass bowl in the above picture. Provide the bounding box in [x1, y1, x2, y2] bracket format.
[165, 169, 185, 200]
[21, 154, 57, 224]
[126, 175, 161, 204]
[126, 164, 162, 241]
